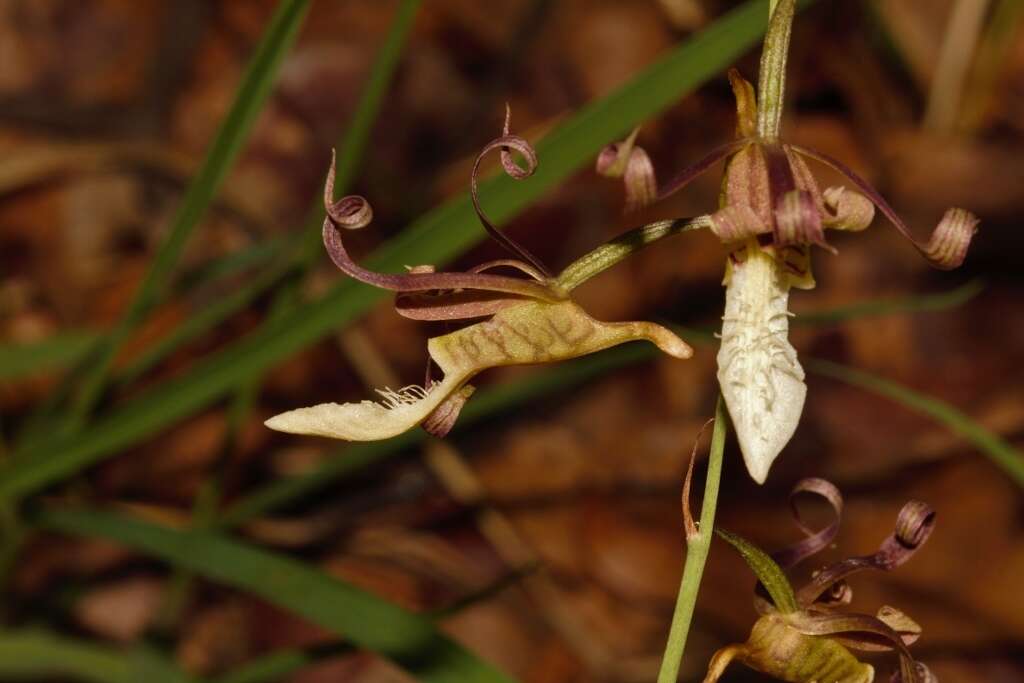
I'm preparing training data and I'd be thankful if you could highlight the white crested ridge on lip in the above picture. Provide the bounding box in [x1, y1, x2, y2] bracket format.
[265, 376, 460, 441]
[717, 247, 806, 484]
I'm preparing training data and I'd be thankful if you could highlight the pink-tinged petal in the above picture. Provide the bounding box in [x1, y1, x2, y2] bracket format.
[763, 144, 832, 251]
[924, 208, 979, 269]
[394, 291, 526, 321]
[623, 146, 657, 212]
[728, 68, 758, 139]
[793, 145, 979, 269]
[775, 189, 833, 252]
[468, 259, 547, 281]
[596, 127, 640, 178]
[471, 107, 550, 276]
[709, 204, 768, 243]
[323, 217, 563, 302]
[823, 186, 875, 232]
[597, 127, 658, 212]
[657, 139, 749, 200]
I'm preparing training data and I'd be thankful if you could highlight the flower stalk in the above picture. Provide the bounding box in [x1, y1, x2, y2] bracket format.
[656, 396, 728, 683]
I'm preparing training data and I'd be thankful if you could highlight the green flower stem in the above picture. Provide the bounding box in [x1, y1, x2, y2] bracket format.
[657, 394, 728, 683]
[555, 216, 710, 292]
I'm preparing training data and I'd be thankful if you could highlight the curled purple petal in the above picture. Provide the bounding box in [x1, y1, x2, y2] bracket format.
[324, 151, 373, 229]
[471, 107, 550, 276]
[792, 145, 979, 269]
[797, 500, 935, 607]
[771, 477, 843, 569]
[319, 152, 564, 312]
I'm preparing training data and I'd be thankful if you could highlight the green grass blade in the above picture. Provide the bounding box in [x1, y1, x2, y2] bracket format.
[217, 645, 349, 683]
[0, 0, 799, 501]
[64, 0, 313, 428]
[119, 0, 420, 387]
[0, 630, 195, 683]
[36, 508, 516, 683]
[793, 280, 983, 326]
[0, 332, 99, 381]
[807, 358, 1024, 488]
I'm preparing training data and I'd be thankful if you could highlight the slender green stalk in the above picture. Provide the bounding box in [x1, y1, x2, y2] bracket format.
[657, 395, 728, 683]
[556, 217, 711, 291]
[756, 0, 794, 139]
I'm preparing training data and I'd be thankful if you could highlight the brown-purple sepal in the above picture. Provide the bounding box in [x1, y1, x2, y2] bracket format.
[793, 145, 979, 269]
[422, 384, 475, 437]
[709, 204, 767, 244]
[823, 186, 875, 232]
[596, 128, 658, 212]
[775, 189, 833, 253]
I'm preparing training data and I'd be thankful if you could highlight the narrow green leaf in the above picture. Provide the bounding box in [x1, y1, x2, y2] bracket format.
[0, 332, 99, 380]
[792, 280, 983, 326]
[64, 0, 313, 428]
[0, 0, 794, 500]
[118, 0, 421, 389]
[0, 630, 194, 683]
[36, 508, 516, 683]
[217, 644, 349, 683]
[716, 528, 799, 614]
[807, 358, 1024, 488]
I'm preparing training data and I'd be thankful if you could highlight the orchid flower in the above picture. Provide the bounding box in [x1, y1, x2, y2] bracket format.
[700, 478, 937, 683]
[266, 108, 702, 442]
[599, 0, 978, 482]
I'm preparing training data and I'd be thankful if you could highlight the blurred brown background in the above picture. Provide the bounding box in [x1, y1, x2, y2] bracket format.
[1, 1, 1023, 681]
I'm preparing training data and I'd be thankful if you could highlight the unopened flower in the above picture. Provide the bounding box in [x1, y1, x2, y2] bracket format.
[266, 109, 694, 442]
[704, 478, 937, 683]
[598, 0, 978, 482]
